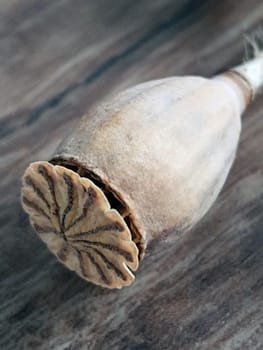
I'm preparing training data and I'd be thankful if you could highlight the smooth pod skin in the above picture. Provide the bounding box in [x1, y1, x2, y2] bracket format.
[52, 76, 243, 252]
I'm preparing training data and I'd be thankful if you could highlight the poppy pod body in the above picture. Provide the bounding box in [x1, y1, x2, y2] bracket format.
[52, 75, 244, 246]
[21, 53, 261, 288]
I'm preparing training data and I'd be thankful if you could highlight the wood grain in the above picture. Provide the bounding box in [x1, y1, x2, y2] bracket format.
[0, 0, 263, 349]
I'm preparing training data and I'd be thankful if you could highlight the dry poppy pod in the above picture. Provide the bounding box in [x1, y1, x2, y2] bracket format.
[21, 52, 263, 289]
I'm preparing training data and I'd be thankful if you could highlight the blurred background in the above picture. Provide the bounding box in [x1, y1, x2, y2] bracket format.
[1, 1, 263, 349]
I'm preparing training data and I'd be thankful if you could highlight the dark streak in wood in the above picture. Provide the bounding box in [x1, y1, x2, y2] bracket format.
[24, 0, 208, 127]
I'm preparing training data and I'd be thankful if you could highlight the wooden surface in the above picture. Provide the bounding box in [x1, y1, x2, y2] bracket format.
[1, 1, 263, 349]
